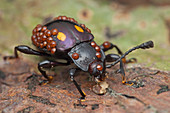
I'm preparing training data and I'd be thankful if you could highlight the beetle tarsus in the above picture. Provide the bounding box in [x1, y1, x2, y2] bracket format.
[74, 102, 87, 108]
[3, 46, 19, 60]
[39, 76, 54, 85]
[39, 80, 50, 85]
[3, 55, 18, 61]
[73, 96, 87, 108]
[123, 80, 137, 86]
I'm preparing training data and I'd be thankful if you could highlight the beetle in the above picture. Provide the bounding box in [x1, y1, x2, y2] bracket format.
[4, 16, 154, 104]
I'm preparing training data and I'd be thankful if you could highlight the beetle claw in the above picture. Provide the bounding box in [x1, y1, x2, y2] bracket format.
[74, 97, 87, 108]
[79, 97, 86, 102]
[3, 55, 18, 61]
[39, 75, 53, 85]
[48, 75, 53, 81]
[39, 80, 50, 85]
[124, 81, 137, 86]
[74, 103, 87, 108]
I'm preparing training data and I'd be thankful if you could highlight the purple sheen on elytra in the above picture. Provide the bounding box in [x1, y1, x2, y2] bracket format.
[72, 26, 94, 42]
[57, 33, 75, 51]
[44, 21, 93, 51]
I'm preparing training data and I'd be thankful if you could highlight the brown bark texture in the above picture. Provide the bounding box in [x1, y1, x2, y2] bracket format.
[0, 56, 169, 113]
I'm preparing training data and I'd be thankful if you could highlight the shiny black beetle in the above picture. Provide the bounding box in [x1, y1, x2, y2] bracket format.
[4, 16, 154, 103]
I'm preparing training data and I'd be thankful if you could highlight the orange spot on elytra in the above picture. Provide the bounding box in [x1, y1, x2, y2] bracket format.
[74, 25, 84, 32]
[57, 32, 66, 41]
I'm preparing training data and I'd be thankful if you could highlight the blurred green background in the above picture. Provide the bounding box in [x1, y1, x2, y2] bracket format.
[0, 0, 170, 71]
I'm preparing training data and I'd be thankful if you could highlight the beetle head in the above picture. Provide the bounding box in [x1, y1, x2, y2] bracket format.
[88, 60, 108, 83]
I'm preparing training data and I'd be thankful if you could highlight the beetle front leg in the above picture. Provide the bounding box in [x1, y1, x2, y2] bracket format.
[4, 45, 50, 60]
[38, 60, 70, 85]
[105, 54, 135, 85]
[100, 41, 136, 63]
[69, 68, 87, 107]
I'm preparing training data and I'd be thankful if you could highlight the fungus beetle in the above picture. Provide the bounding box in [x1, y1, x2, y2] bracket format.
[4, 16, 154, 105]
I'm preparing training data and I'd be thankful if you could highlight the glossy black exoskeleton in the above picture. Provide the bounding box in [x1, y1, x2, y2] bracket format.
[4, 16, 154, 105]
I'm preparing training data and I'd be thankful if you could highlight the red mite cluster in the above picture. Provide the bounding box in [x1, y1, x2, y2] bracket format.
[91, 41, 110, 71]
[91, 41, 111, 59]
[31, 24, 58, 54]
[54, 16, 91, 33]
[31, 16, 91, 54]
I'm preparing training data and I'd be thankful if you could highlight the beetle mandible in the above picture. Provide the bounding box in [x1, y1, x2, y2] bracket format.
[4, 16, 154, 104]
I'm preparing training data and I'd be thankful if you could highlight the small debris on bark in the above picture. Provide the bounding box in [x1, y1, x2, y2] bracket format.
[29, 95, 56, 107]
[91, 104, 99, 110]
[120, 93, 147, 106]
[131, 79, 145, 88]
[157, 85, 170, 95]
[0, 70, 6, 80]
[25, 74, 40, 92]
[17, 106, 34, 113]
[92, 81, 109, 95]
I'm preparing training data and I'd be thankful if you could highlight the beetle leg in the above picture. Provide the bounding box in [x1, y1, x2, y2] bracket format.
[105, 54, 135, 86]
[100, 41, 123, 54]
[100, 41, 137, 63]
[4, 45, 50, 60]
[38, 60, 70, 85]
[105, 54, 120, 62]
[69, 68, 87, 107]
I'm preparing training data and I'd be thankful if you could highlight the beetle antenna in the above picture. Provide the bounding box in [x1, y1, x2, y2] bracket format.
[106, 41, 154, 68]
